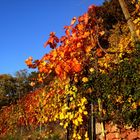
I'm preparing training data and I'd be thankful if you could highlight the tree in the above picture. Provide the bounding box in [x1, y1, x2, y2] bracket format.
[0, 74, 17, 108]
[15, 69, 33, 98]
[0, 70, 33, 109]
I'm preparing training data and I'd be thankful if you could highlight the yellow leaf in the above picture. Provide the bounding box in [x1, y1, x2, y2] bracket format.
[73, 119, 79, 126]
[70, 97, 73, 101]
[131, 102, 137, 110]
[64, 122, 68, 128]
[82, 77, 88, 83]
[73, 132, 76, 138]
[78, 135, 81, 139]
[77, 116, 83, 123]
[84, 111, 88, 115]
[81, 97, 87, 105]
[60, 122, 63, 126]
[59, 113, 65, 120]
[85, 131, 88, 138]
[116, 96, 122, 103]
[79, 108, 83, 113]
[128, 97, 132, 103]
[89, 67, 94, 73]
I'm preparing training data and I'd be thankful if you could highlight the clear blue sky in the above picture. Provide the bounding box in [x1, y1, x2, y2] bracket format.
[0, 0, 104, 75]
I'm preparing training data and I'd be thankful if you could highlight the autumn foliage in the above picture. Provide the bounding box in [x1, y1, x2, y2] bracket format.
[1, 1, 140, 139]
[25, 4, 106, 81]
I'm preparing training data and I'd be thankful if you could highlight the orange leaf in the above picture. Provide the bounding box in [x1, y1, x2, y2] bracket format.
[44, 32, 59, 49]
[73, 63, 81, 72]
[25, 56, 33, 66]
[77, 24, 84, 31]
[78, 13, 88, 24]
[64, 64, 71, 73]
[65, 29, 70, 36]
[85, 46, 92, 53]
[83, 31, 90, 38]
[55, 65, 62, 75]
[96, 48, 105, 58]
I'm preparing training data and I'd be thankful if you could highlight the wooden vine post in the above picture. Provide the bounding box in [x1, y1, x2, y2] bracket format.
[118, 0, 140, 48]
[66, 94, 70, 140]
[90, 102, 96, 140]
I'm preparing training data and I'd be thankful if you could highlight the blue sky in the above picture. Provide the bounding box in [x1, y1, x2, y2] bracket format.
[0, 0, 104, 75]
